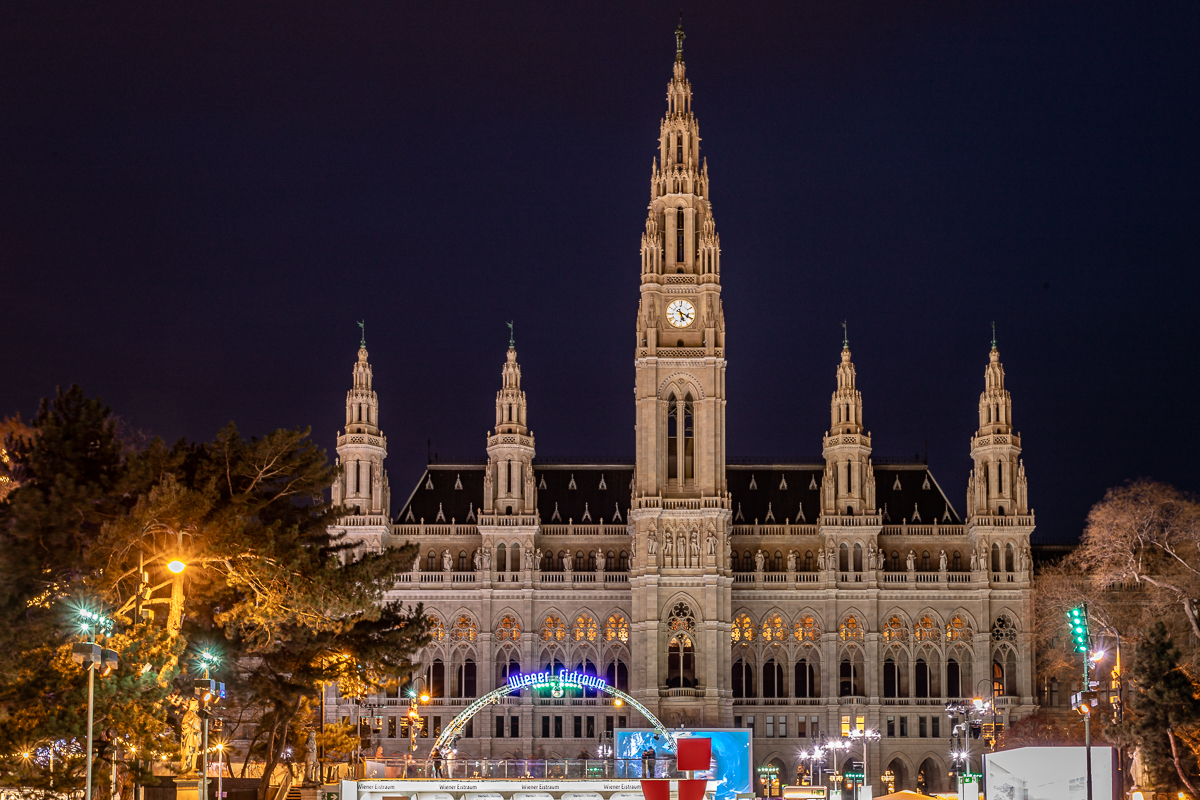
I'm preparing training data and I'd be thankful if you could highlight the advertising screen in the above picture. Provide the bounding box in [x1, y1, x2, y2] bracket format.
[983, 746, 1118, 800]
[614, 728, 752, 800]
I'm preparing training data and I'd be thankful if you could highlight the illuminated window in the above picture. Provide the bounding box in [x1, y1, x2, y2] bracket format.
[914, 615, 940, 643]
[572, 614, 598, 642]
[732, 613, 755, 644]
[605, 614, 629, 643]
[495, 615, 522, 642]
[839, 616, 864, 642]
[450, 614, 477, 642]
[668, 602, 696, 633]
[882, 615, 908, 643]
[762, 614, 786, 643]
[794, 615, 821, 643]
[540, 614, 566, 642]
[946, 615, 973, 643]
[428, 615, 446, 642]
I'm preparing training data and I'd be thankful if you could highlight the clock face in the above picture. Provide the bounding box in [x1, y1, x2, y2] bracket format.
[666, 299, 696, 328]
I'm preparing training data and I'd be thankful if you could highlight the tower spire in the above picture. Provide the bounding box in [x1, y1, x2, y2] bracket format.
[991, 320, 996, 350]
[358, 319, 366, 348]
[842, 320, 848, 350]
[507, 320, 515, 350]
[968, 342, 1029, 518]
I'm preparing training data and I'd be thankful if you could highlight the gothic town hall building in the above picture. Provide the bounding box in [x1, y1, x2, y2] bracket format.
[324, 34, 1035, 796]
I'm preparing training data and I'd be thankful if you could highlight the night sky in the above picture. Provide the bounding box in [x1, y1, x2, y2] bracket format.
[3, 2, 1198, 543]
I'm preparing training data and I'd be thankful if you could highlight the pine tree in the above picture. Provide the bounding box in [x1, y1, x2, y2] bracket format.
[1125, 622, 1200, 793]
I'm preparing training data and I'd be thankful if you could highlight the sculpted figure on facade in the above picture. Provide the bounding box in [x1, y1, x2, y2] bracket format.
[906, 550, 915, 571]
[970, 549, 978, 571]
[473, 550, 482, 570]
[647, 529, 657, 556]
[755, 549, 765, 572]
[596, 551, 606, 572]
[817, 548, 826, 571]
[939, 549, 948, 571]
[442, 549, 452, 571]
[1020, 546, 1030, 572]
[411, 554, 421, 573]
[868, 546, 877, 571]
[482, 547, 492, 569]
[706, 528, 717, 555]
[689, 532, 699, 557]
[663, 532, 673, 557]
[563, 554, 573, 574]
[725, 539, 733, 570]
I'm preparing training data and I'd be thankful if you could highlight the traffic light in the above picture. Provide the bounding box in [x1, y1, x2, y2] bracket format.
[1067, 605, 1090, 653]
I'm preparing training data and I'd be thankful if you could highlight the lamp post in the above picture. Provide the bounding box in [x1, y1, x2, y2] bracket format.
[846, 728, 880, 799]
[798, 747, 823, 786]
[194, 650, 224, 800]
[71, 609, 118, 800]
[822, 738, 849, 795]
[407, 676, 431, 763]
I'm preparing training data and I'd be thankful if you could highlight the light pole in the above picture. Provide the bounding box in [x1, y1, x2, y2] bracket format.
[798, 747, 823, 786]
[194, 650, 224, 800]
[822, 738, 849, 796]
[846, 728, 880, 799]
[71, 608, 118, 800]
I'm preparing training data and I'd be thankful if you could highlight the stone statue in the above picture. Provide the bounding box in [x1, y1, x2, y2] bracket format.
[906, 550, 915, 571]
[647, 532, 657, 555]
[442, 549, 452, 571]
[868, 547, 877, 571]
[706, 529, 717, 555]
[755, 549, 765, 572]
[482, 548, 492, 569]
[787, 550, 796, 571]
[1019, 546, 1030, 572]
[473, 550, 482, 570]
[596, 552, 606, 572]
[411, 555, 421, 573]
[827, 546, 836, 569]
[817, 548, 826, 571]
[179, 700, 201, 774]
[725, 539, 733, 569]
[689, 533, 699, 556]
[305, 731, 318, 784]
[564, 554, 574, 573]
[939, 549, 948, 571]
[534, 547, 543, 569]
[663, 535, 673, 556]
[970, 550, 979, 571]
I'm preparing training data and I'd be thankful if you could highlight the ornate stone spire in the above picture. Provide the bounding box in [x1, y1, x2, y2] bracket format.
[821, 328, 875, 517]
[968, 336, 1028, 518]
[485, 334, 536, 517]
[332, 330, 389, 520]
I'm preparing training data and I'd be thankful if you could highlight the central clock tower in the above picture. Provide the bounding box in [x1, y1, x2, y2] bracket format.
[629, 23, 733, 728]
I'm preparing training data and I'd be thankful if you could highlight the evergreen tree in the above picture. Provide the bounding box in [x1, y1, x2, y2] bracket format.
[1125, 622, 1200, 793]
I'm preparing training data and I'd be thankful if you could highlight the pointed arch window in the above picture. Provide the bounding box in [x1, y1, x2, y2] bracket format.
[794, 659, 817, 698]
[604, 614, 629, 643]
[572, 614, 598, 643]
[762, 614, 786, 643]
[762, 658, 785, 698]
[667, 633, 695, 688]
[540, 614, 566, 642]
[732, 613, 756, 644]
[732, 658, 754, 698]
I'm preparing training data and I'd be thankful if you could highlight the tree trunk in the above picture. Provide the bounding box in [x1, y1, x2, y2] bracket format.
[166, 573, 186, 636]
[1168, 728, 1199, 797]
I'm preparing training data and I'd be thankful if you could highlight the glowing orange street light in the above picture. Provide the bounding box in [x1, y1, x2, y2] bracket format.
[167, 560, 187, 574]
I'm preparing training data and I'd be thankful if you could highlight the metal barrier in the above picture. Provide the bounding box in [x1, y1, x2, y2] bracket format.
[363, 757, 682, 780]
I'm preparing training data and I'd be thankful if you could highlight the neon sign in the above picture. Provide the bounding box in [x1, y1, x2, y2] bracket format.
[506, 670, 607, 691]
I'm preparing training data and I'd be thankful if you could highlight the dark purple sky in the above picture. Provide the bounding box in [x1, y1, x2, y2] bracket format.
[3, 2, 1197, 543]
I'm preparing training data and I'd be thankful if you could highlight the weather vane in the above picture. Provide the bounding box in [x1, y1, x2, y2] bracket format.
[507, 320, 514, 349]
[357, 319, 366, 347]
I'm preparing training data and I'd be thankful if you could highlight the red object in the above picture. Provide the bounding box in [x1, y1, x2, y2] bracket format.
[677, 779, 708, 800]
[676, 737, 713, 771]
[640, 780, 671, 800]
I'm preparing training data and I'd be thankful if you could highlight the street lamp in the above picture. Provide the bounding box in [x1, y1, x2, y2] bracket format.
[798, 747, 823, 786]
[194, 650, 225, 800]
[846, 728, 880, 799]
[822, 738, 849, 793]
[71, 608, 118, 800]
[407, 677, 431, 756]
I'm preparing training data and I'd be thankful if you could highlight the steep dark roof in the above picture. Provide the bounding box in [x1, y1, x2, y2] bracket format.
[396, 462, 960, 525]
[395, 463, 635, 526]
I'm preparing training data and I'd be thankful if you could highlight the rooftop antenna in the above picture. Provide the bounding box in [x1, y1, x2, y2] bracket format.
[357, 319, 366, 347]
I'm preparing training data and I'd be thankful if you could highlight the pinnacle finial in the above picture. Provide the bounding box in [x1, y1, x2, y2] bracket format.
[507, 320, 515, 350]
[357, 319, 366, 347]
[991, 321, 997, 350]
[842, 320, 849, 350]
[675, 12, 685, 63]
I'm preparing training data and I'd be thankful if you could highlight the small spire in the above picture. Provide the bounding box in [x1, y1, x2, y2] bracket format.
[842, 320, 849, 350]
[991, 321, 997, 350]
[675, 12, 685, 63]
[357, 319, 366, 347]
[507, 320, 515, 350]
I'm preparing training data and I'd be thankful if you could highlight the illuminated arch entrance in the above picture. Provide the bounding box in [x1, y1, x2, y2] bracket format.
[432, 669, 676, 753]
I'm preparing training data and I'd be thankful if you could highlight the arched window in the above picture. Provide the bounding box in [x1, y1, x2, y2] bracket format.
[883, 659, 897, 698]
[449, 615, 477, 642]
[731, 551, 740, 571]
[540, 615, 566, 642]
[428, 659, 445, 697]
[506, 459, 512, 494]
[947, 659, 961, 698]
[510, 544, 520, 572]
[853, 543, 863, 572]
[794, 659, 817, 698]
[667, 398, 679, 481]
[773, 551, 783, 572]
[618, 550, 629, 571]
[605, 660, 630, 692]
[458, 551, 468, 571]
[667, 634, 695, 688]
[762, 614, 786, 643]
[794, 615, 821, 643]
[572, 614, 598, 643]
[588, 550, 597, 571]
[495, 615, 521, 642]
[576, 659, 599, 696]
[676, 208, 685, 262]
[921, 551, 930, 571]
[762, 659, 785, 698]
[606, 550, 616, 570]
[676, 135, 684, 165]
[605, 614, 629, 643]
[732, 613, 756, 644]
[1005, 543, 1015, 572]
[455, 659, 477, 697]
[839, 543, 849, 572]
[574, 551, 584, 572]
[557, 550, 566, 570]
[915, 659, 930, 698]
[732, 658, 754, 698]
[839, 657, 861, 697]
[427, 551, 436, 571]
[992, 659, 1004, 698]
[496, 544, 507, 572]
[804, 551, 813, 571]
[428, 616, 446, 642]
[991, 543, 1001, 572]
[542, 549, 555, 571]
[953, 550, 962, 571]
[496, 656, 520, 686]
[743, 551, 753, 570]
[891, 551, 900, 571]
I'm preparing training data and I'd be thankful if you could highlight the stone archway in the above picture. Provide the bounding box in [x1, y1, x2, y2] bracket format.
[884, 757, 910, 793]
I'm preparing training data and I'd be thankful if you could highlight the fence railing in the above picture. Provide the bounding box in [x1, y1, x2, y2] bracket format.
[362, 757, 682, 781]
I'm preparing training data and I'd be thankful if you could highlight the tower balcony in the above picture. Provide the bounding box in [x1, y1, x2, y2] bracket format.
[337, 432, 386, 449]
